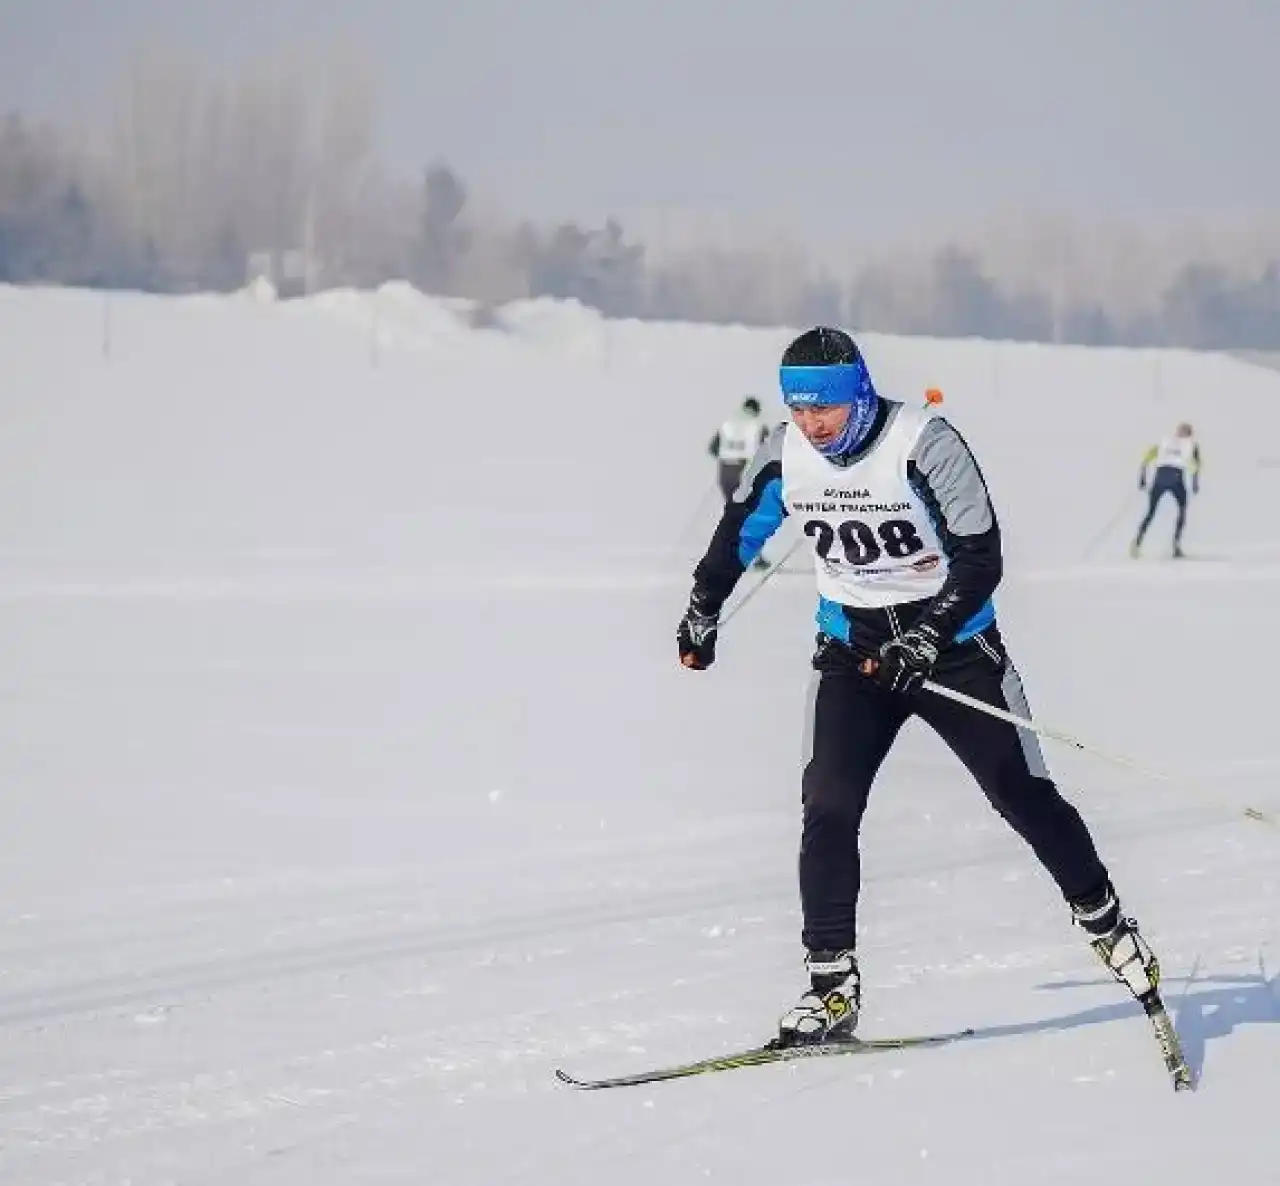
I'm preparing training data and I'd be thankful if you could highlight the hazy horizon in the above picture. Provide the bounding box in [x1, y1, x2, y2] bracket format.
[4, 0, 1279, 256]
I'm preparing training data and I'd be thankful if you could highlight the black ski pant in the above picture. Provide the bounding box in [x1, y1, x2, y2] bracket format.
[799, 626, 1110, 952]
[1136, 468, 1187, 547]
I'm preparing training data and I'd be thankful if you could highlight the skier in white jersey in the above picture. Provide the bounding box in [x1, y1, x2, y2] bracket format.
[1132, 423, 1201, 558]
[676, 327, 1163, 1047]
[708, 397, 768, 501]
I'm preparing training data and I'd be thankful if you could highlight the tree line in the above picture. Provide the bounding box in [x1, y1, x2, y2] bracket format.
[2, 50, 1279, 351]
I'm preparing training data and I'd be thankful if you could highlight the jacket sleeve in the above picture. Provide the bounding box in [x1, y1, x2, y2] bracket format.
[691, 424, 788, 614]
[1138, 445, 1157, 486]
[906, 417, 1004, 642]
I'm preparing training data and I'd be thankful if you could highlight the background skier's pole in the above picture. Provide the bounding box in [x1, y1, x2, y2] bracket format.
[674, 484, 721, 553]
[1081, 488, 1140, 561]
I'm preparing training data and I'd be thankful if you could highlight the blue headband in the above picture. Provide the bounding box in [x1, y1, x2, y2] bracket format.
[779, 361, 871, 407]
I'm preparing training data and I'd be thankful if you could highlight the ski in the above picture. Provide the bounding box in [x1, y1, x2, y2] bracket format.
[554, 1027, 975, 1090]
[1140, 991, 1194, 1091]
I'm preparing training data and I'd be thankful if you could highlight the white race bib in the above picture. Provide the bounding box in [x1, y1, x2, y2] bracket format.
[1155, 437, 1195, 471]
[781, 406, 948, 608]
[717, 417, 765, 463]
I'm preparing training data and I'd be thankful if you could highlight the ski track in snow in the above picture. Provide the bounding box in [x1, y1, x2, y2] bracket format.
[0, 286, 1277, 1185]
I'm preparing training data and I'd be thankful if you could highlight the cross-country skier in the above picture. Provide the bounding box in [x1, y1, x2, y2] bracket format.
[708, 397, 768, 502]
[1132, 423, 1201, 559]
[676, 327, 1163, 1047]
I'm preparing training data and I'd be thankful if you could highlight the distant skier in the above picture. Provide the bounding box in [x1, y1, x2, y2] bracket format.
[708, 396, 772, 570]
[708, 397, 768, 502]
[1131, 423, 1201, 559]
[677, 327, 1165, 1048]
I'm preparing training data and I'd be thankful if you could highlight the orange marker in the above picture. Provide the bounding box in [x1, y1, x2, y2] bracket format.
[925, 387, 944, 406]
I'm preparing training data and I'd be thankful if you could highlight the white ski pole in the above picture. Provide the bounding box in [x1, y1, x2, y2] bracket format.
[917, 676, 1275, 828]
[719, 537, 806, 626]
[920, 678, 1164, 776]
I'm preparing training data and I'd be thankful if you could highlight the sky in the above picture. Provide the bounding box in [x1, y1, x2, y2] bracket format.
[3, 0, 1280, 254]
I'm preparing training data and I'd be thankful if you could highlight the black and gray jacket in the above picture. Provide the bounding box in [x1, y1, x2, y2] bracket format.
[690, 398, 1004, 661]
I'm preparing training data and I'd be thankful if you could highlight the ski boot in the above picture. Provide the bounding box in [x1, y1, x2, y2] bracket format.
[1070, 882, 1160, 1000]
[1070, 881, 1192, 1089]
[774, 949, 860, 1047]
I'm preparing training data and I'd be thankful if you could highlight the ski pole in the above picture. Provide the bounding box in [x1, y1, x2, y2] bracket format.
[719, 537, 806, 626]
[855, 656, 1274, 827]
[675, 484, 722, 553]
[919, 677, 1171, 779]
[1081, 488, 1140, 562]
[912, 668, 1274, 828]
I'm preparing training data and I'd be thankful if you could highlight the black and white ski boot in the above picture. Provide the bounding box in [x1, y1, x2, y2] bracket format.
[1070, 881, 1193, 1089]
[1071, 882, 1160, 999]
[774, 949, 861, 1047]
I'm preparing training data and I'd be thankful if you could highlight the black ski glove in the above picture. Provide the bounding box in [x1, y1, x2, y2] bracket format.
[677, 593, 720, 670]
[872, 623, 941, 694]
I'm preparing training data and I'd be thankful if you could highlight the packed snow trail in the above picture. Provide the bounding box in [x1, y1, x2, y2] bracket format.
[0, 285, 1276, 1185]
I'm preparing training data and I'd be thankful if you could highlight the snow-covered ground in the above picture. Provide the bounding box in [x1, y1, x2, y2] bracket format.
[0, 283, 1276, 1185]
